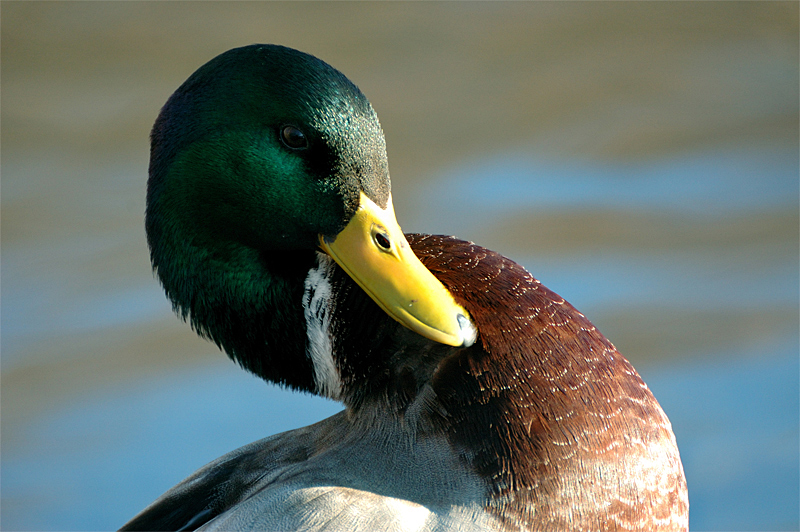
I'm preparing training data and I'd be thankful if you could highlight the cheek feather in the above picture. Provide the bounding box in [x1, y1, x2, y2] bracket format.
[303, 252, 342, 400]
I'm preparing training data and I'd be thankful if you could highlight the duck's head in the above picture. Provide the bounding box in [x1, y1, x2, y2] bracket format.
[146, 44, 475, 393]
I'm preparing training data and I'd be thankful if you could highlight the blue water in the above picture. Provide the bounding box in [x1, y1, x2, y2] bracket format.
[648, 347, 799, 531]
[421, 144, 798, 220]
[2, 363, 342, 530]
[522, 246, 799, 313]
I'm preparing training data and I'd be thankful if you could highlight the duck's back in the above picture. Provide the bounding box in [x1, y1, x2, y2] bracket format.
[121, 411, 505, 532]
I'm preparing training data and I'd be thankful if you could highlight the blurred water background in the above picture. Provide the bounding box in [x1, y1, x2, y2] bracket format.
[2, 3, 798, 531]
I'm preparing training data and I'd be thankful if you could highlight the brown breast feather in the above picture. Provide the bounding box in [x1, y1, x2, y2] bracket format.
[408, 234, 688, 532]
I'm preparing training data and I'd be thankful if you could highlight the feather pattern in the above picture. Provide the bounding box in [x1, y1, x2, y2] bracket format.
[410, 234, 688, 531]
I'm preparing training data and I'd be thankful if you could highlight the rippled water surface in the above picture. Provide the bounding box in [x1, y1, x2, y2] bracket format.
[2, 3, 798, 531]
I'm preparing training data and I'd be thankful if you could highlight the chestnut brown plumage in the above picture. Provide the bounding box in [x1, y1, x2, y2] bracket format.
[410, 234, 688, 531]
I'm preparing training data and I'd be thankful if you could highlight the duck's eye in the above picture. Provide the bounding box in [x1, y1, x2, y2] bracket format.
[280, 125, 308, 150]
[374, 232, 391, 251]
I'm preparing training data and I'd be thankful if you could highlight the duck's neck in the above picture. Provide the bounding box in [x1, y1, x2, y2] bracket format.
[311, 253, 457, 408]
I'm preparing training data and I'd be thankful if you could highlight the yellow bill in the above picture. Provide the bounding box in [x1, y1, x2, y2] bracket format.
[320, 192, 476, 347]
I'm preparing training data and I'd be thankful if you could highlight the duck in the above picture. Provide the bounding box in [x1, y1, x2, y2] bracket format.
[121, 44, 688, 532]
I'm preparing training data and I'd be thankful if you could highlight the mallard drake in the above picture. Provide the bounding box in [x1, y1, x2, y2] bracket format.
[121, 44, 688, 531]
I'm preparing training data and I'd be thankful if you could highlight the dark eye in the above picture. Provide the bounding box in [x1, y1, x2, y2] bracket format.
[374, 232, 391, 251]
[280, 125, 308, 150]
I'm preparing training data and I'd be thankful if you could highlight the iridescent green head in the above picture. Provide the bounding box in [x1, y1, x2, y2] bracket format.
[147, 44, 390, 253]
